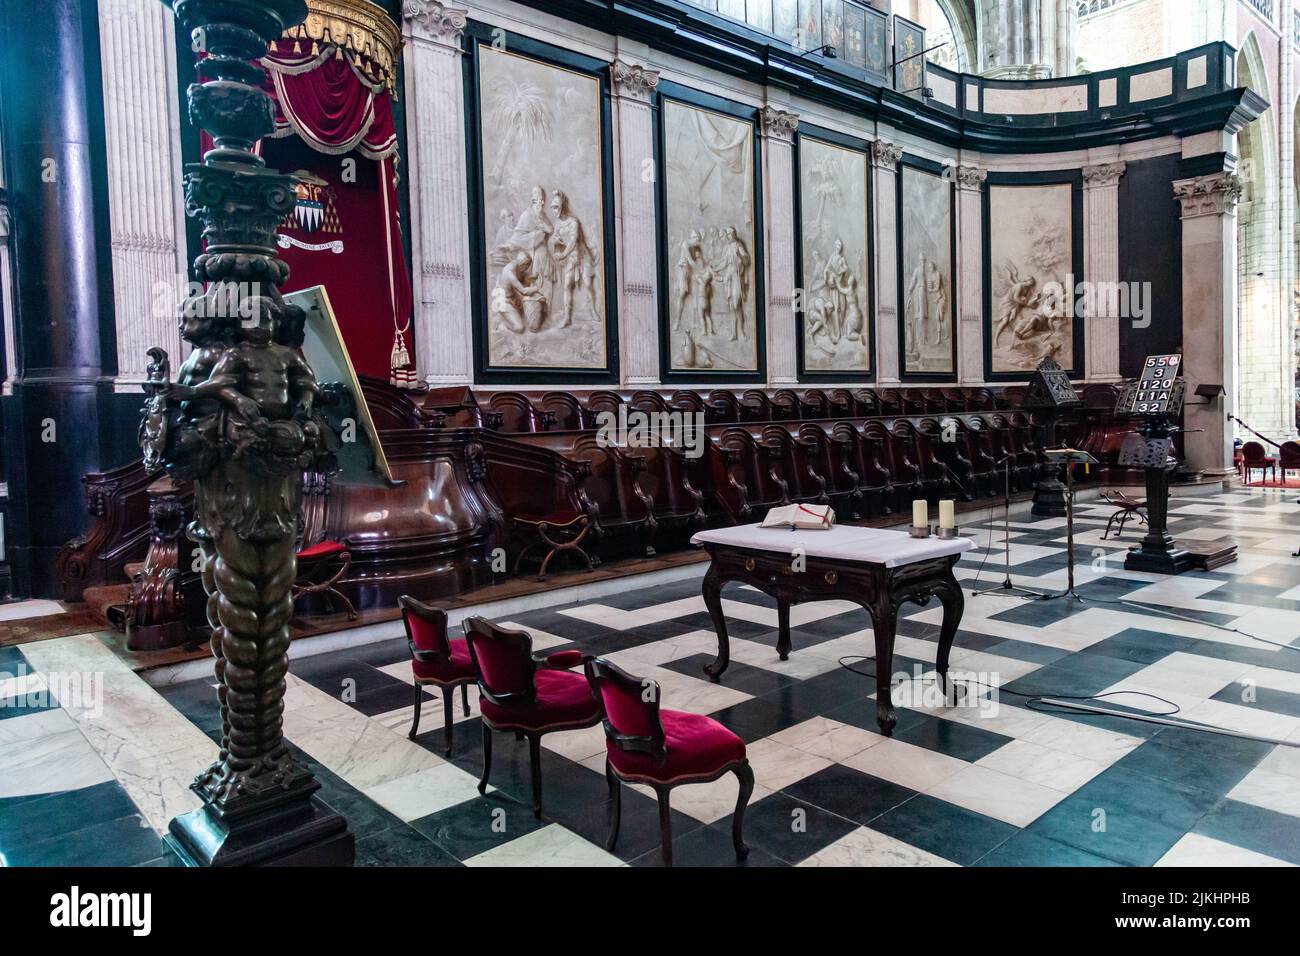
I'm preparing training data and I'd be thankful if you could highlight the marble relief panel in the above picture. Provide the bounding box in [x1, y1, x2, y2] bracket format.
[799, 136, 870, 374]
[900, 165, 953, 375]
[663, 99, 759, 373]
[477, 46, 607, 370]
[987, 183, 1075, 373]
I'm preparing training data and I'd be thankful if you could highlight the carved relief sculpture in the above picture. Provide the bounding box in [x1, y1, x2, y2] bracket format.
[478, 46, 607, 369]
[664, 99, 759, 372]
[900, 165, 954, 374]
[988, 183, 1075, 373]
[799, 136, 870, 373]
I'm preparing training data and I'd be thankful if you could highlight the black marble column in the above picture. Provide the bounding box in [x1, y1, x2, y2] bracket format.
[0, 0, 119, 597]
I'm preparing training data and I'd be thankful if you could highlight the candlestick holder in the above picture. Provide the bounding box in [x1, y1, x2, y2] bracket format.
[935, 526, 961, 540]
[909, 524, 933, 539]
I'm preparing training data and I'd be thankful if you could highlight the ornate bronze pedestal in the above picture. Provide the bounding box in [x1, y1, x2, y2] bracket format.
[143, 0, 353, 866]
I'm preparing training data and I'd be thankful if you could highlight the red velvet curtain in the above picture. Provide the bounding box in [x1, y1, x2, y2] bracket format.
[199, 41, 414, 382]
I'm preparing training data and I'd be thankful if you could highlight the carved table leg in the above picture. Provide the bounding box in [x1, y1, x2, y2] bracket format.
[775, 598, 792, 661]
[934, 569, 965, 702]
[870, 599, 898, 736]
[702, 564, 730, 682]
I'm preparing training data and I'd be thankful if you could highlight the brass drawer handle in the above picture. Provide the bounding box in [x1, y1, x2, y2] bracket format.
[744, 558, 755, 572]
[825, 571, 839, 585]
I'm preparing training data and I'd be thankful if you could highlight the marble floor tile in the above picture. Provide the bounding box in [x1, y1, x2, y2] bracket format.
[768, 716, 885, 762]
[0, 728, 114, 798]
[842, 738, 969, 792]
[798, 825, 958, 867]
[744, 737, 833, 791]
[1226, 767, 1300, 818]
[1155, 832, 1295, 867]
[363, 762, 489, 822]
[463, 823, 624, 867]
[926, 763, 1066, 827]
[976, 738, 1108, 793]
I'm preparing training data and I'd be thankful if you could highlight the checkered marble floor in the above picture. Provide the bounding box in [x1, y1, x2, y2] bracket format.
[5, 486, 1300, 866]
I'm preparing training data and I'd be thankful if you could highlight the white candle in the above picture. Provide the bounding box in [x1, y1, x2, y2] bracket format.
[912, 499, 928, 529]
[939, 500, 956, 529]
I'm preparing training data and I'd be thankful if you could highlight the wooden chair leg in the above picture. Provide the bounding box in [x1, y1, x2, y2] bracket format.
[605, 760, 621, 852]
[442, 692, 454, 757]
[407, 682, 423, 740]
[732, 761, 754, 860]
[461, 681, 470, 717]
[656, 786, 673, 867]
[478, 722, 492, 794]
[528, 733, 543, 819]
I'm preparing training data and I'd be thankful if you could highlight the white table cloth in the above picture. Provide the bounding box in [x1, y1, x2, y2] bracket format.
[691, 523, 975, 568]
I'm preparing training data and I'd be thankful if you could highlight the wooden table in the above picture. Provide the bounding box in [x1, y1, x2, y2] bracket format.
[691, 524, 975, 736]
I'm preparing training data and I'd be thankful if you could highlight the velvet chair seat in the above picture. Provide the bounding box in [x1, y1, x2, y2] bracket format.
[412, 638, 476, 684]
[478, 668, 600, 731]
[605, 709, 745, 784]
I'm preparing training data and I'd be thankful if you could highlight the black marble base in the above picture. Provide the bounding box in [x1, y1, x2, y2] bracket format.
[1123, 545, 1196, 575]
[1031, 477, 1068, 517]
[164, 784, 354, 867]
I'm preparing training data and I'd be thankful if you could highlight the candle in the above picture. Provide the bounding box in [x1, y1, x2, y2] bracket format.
[939, 499, 956, 529]
[912, 499, 928, 529]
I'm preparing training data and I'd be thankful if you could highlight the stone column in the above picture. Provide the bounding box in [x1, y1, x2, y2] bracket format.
[954, 165, 985, 383]
[760, 106, 799, 385]
[1175, 171, 1242, 477]
[1082, 161, 1125, 382]
[611, 59, 660, 385]
[977, 0, 1071, 79]
[403, 1, 473, 385]
[99, 0, 188, 385]
[872, 139, 903, 384]
[0, 0, 115, 597]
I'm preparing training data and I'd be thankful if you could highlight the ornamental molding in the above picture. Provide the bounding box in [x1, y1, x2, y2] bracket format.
[610, 59, 660, 101]
[1173, 171, 1243, 218]
[403, 0, 467, 45]
[955, 165, 986, 189]
[284, 0, 404, 93]
[1082, 161, 1127, 187]
[871, 139, 903, 169]
[759, 107, 799, 142]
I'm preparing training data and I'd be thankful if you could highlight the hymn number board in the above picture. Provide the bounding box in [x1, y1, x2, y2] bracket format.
[1130, 354, 1184, 416]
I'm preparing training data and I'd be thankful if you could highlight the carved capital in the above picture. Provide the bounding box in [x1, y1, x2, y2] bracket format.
[955, 165, 986, 190]
[610, 59, 660, 101]
[1082, 161, 1127, 188]
[759, 106, 799, 142]
[1173, 171, 1243, 219]
[403, 0, 467, 44]
[871, 139, 903, 169]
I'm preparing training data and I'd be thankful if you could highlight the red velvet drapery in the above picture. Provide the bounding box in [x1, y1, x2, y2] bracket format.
[210, 38, 415, 383]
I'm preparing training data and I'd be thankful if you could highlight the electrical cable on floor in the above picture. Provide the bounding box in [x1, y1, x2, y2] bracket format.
[836, 655, 1300, 749]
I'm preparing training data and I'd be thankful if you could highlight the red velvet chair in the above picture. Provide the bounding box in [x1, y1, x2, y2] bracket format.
[399, 596, 474, 755]
[293, 540, 357, 620]
[463, 617, 600, 818]
[1241, 441, 1277, 484]
[585, 657, 754, 867]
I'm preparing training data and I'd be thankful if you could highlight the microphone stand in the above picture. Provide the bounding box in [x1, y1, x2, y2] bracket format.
[972, 454, 1042, 599]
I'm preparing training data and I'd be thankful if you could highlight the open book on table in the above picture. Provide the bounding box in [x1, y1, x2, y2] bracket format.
[760, 503, 836, 530]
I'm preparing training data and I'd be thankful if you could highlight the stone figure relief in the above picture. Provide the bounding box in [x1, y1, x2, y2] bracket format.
[799, 137, 870, 373]
[988, 183, 1074, 372]
[901, 166, 953, 374]
[479, 47, 606, 369]
[664, 100, 759, 372]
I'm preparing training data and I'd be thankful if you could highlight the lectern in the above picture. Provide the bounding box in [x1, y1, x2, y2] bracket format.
[1024, 359, 1082, 518]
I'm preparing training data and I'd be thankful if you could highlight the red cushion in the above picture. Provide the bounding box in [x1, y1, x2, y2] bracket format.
[412, 637, 475, 684]
[545, 649, 584, 669]
[298, 540, 347, 560]
[606, 709, 745, 784]
[479, 669, 599, 731]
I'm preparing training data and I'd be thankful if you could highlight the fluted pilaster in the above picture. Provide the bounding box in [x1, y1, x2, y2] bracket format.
[612, 59, 660, 384]
[872, 139, 902, 383]
[100, 0, 187, 385]
[760, 106, 798, 384]
[404, 2, 473, 384]
[1082, 161, 1125, 382]
[954, 165, 985, 383]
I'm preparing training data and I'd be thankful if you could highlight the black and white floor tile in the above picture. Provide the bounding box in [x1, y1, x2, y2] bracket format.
[4, 487, 1300, 866]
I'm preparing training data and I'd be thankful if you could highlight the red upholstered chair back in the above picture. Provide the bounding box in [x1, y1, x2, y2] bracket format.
[584, 657, 666, 759]
[1241, 441, 1269, 464]
[399, 596, 451, 659]
[1280, 441, 1300, 469]
[463, 617, 537, 707]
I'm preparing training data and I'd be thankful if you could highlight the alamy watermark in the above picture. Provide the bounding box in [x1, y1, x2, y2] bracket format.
[595, 406, 706, 459]
[0, 665, 103, 719]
